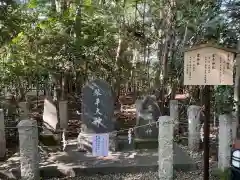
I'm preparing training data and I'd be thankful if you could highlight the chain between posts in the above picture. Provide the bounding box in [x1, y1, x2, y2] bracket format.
[4, 105, 205, 134]
[5, 119, 174, 134]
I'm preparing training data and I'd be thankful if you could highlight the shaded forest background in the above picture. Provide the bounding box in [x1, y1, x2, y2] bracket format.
[0, 0, 239, 115]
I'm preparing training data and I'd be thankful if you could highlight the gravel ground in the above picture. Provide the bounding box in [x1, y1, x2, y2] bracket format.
[47, 145, 220, 180]
[176, 145, 219, 180]
[47, 170, 219, 180]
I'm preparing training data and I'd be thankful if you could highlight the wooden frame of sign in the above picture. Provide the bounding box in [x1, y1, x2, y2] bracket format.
[184, 43, 236, 86]
[183, 43, 236, 180]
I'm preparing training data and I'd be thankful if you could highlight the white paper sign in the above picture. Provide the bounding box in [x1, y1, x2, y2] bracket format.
[92, 133, 109, 157]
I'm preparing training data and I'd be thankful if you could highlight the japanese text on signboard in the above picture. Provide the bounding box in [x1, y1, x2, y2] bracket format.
[184, 47, 234, 85]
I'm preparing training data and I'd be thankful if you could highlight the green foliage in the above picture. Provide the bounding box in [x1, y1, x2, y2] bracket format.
[0, 0, 239, 99]
[214, 168, 231, 180]
[214, 86, 234, 114]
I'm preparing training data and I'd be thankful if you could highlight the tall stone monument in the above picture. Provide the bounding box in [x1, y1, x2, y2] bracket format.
[78, 79, 116, 152]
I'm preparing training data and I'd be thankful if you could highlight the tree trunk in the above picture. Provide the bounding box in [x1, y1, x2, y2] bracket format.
[114, 0, 126, 100]
[158, 0, 175, 114]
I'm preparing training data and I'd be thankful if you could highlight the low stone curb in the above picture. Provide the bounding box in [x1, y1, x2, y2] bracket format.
[0, 162, 197, 179]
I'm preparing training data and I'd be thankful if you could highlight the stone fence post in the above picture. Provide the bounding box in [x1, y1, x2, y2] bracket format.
[187, 105, 201, 151]
[0, 109, 6, 159]
[218, 114, 232, 171]
[59, 100, 68, 129]
[170, 100, 179, 134]
[158, 116, 174, 180]
[59, 100, 68, 151]
[17, 119, 39, 180]
[232, 111, 238, 142]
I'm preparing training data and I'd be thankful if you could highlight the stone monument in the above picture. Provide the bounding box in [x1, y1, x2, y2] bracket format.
[41, 98, 60, 145]
[78, 79, 116, 152]
[134, 95, 161, 148]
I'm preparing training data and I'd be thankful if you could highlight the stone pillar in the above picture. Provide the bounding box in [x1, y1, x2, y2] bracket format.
[218, 114, 232, 171]
[59, 100, 68, 150]
[17, 119, 39, 180]
[187, 105, 201, 151]
[170, 100, 178, 133]
[59, 100, 68, 128]
[0, 109, 6, 159]
[232, 111, 238, 142]
[158, 116, 173, 180]
[233, 50, 240, 131]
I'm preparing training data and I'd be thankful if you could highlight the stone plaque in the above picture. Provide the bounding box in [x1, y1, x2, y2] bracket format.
[43, 98, 58, 131]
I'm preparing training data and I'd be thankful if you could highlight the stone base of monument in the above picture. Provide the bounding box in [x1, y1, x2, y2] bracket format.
[0, 138, 6, 161]
[77, 132, 118, 152]
[39, 129, 60, 146]
[134, 138, 158, 149]
[116, 136, 158, 150]
[0, 142, 197, 179]
[116, 136, 135, 151]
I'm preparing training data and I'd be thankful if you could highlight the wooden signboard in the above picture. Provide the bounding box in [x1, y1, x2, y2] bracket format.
[184, 44, 235, 85]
